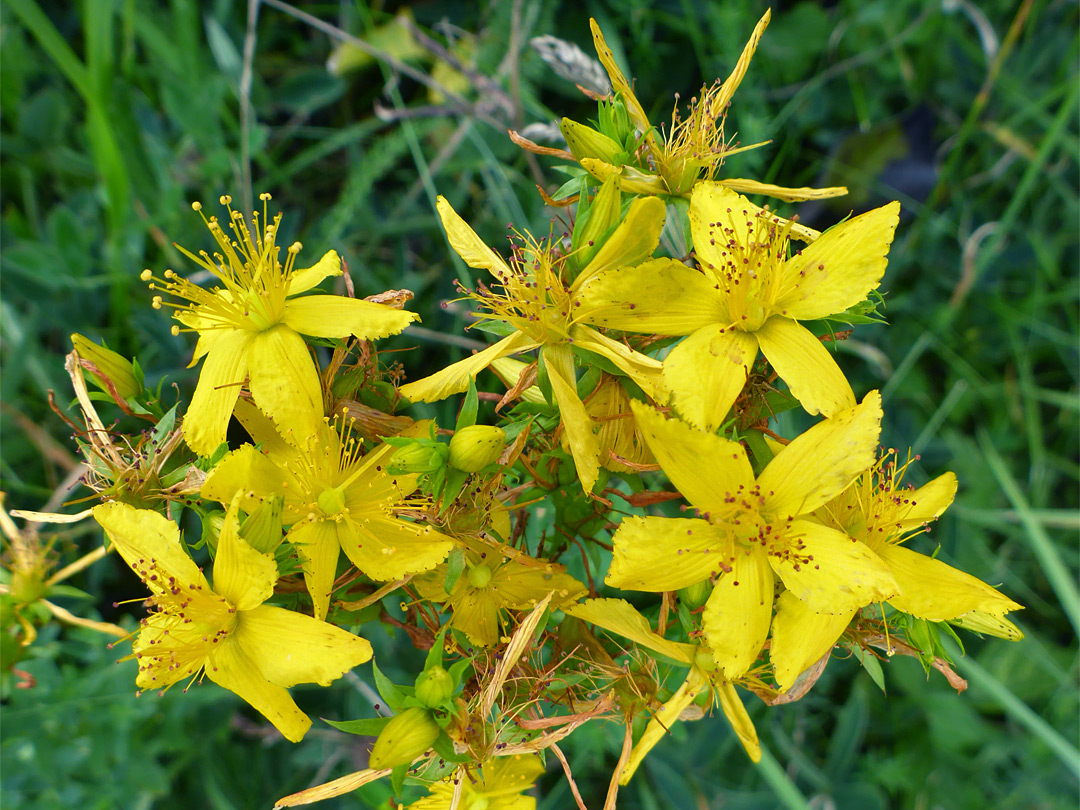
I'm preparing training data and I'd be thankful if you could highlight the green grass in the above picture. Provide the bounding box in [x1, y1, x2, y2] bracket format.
[1, 1, 1076, 808]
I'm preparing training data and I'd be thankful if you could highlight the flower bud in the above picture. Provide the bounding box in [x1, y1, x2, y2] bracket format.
[449, 426, 505, 473]
[388, 441, 448, 475]
[414, 665, 454, 708]
[678, 580, 711, 609]
[368, 707, 440, 769]
[71, 334, 139, 402]
[560, 117, 622, 164]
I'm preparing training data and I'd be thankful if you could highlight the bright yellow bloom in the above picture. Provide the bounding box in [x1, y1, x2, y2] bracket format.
[770, 451, 1023, 691]
[399, 195, 666, 493]
[141, 194, 418, 456]
[568, 12, 846, 204]
[94, 498, 372, 742]
[405, 754, 544, 810]
[579, 183, 900, 430]
[202, 415, 454, 620]
[607, 392, 899, 680]
[414, 549, 586, 647]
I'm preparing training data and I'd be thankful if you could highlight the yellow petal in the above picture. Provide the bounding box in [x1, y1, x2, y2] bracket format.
[588, 18, 655, 152]
[759, 390, 881, 518]
[288, 520, 342, 620]
[340, 515, 454, 581]
[879, 545, 1023, 621]
[897, 472, 958, 531]
[661, 325, 759, 432]
[564, 598, 697, 664]
[949, 610, 1024, 641]
[711, 10, 769, 115]
[579, 158, 668, 196]
[93, 502, 207, 593]
[575, 196, 667, 287]
[715, 679, 761, 762]
[399, 331, 536, 403]
[544, 344, 600, 493]
[719, 177, 848, 204]
[569, 326, 662, 397]
[607, 515, 729, 591]
[288, 250, 342, 295]
[205, 638, 312, 742]
[232, 397, 295, 458]
[620, 667, 710, 784]
[701, 544, 774, 679]
[202, 444, 295, 513]
[282, 295, 419, 340]
[233, 603, 372, 687]
[775, 201, 900, 321]
[755, 316, 856, 418]
[450, 589, 501, 647]
[212, 495, 278, 611]
[771, 520, 898, 614]
[492, 564, 587, 610]
[770, 590, 854, 692]
[690, 183, 764, 283]
[629, 400, 755, 513]
[577, 258, 726, 334]
[183, 327, 252, 456]
[435, 195, 511, 278]
[246, 324, 324, 445]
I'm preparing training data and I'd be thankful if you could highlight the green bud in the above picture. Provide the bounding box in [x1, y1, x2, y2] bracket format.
[414, 665, 454, 708]
[71, 333, 139, 401]
[448, 426, 505, 473]
[240, 496, 284, 553]
[560, 117, 622, 165]
[388, 440, 448, 475]
[368, 707, 440, 769]
[678, 580, 712, 609]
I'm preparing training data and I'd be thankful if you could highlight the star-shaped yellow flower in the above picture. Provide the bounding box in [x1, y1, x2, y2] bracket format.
[769, 451, 1023, 691]
[607, 392, 899, 680]
[562, 12, 847, 205]
[399, 195, 666, 493]
[579, 183, 900, 430]
[142, 194, 418, 456]
[405, 754, 544, 810]
[414, 549, 586, 647]
[202, 412, 454, 620]
[94, 498, 372, 742]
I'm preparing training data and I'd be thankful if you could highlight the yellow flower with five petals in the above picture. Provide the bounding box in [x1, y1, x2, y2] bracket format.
[142, 194, 418, 456]
[607, 391, 898, 681]
[579, 183, 900, 430]
[769, 450, 1023, 691]
[94, 497, 372, 742]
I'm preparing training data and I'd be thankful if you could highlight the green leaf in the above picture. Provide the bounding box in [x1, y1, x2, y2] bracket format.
[455, 377, 478, 432]
[852, 645, 886, 694]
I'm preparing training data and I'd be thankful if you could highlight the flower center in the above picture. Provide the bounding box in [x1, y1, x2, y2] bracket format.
[468, 564, 493, 589]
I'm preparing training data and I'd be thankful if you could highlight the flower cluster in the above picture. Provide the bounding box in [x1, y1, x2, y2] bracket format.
[12, 13, 1022, 809]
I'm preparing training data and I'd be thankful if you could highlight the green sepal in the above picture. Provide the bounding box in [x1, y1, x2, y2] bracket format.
[372, 659, 407, 713]
[851, 645, 886, 694]
[324, 716, 393, 736]
[455, 378, 479, 432]
[391, 763, 408, 794]
[443, 548, 466, 596]
[433, 732, 472, 764]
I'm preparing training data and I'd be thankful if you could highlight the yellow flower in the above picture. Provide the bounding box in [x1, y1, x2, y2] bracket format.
[607, 392, 899, 680]
[93, 498, 372, 742]
[574, 374, 655, 474]
[770, 451, 1023, 691]
[579, 183, 900, 430]
[566, 13, 846, 203]
[141, 194, 418, 456]
[399, 195, 666, 493]
[404, 754, 544, 810]
[202, 414, 454, 620]
[414, 549, 586, 647]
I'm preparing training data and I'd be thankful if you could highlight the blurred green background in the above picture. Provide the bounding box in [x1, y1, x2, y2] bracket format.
[1, 0, 1076, 808]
